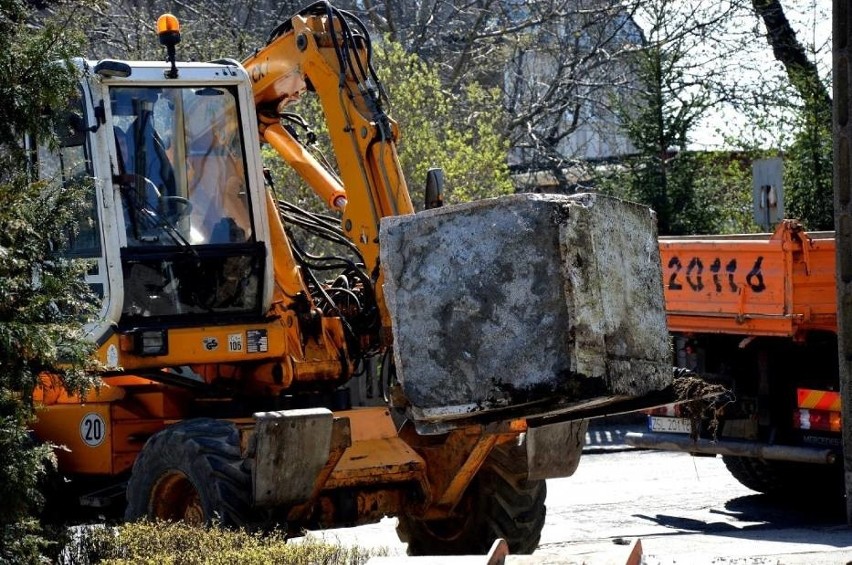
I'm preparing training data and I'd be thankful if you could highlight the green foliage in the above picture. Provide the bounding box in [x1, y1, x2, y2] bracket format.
[0, 176, 99, 389]
[0, 176, 99, 565]
[600, 149, 760, 236]
[690, 152, 760, 234]
[0, 0, 87, 165]
[0, 1, 99, 563]
[375, 41, 512, 206]
[783, 107, 833, 231]
[0, 409, 54, 564]
[264, 39, 512, 214]
[72, 522, 384, 565]
[615, 151, 714, 235]
[598, 151, 755, 235]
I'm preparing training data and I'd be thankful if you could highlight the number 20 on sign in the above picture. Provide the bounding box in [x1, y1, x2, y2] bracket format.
[80, 412, 107, 448]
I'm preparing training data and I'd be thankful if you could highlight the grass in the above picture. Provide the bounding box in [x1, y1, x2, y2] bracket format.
[64, 521, 386, 565]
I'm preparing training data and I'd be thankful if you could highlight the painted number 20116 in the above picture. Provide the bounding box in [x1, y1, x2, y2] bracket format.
[667, 256, 766, 293]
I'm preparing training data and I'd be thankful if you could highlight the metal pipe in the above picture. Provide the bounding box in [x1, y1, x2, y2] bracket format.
[260, 122, 347, 210]
[624, 432, 837, 465]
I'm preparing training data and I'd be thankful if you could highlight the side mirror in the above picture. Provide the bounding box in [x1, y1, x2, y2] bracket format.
[93, 59, 132, 78]
[424, 168, 444, 210]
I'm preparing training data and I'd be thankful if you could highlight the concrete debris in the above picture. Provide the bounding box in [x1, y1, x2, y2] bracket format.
[380, 193, 671, 430]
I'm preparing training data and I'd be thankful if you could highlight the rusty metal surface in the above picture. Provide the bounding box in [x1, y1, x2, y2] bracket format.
[322, 408, 426, 491]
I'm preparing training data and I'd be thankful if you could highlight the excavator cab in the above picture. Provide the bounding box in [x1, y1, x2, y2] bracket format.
[52, 60, 275, 358]
[110, 83, 263, 323]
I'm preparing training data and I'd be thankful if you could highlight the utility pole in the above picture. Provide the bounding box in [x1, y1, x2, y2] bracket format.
[832, 0, 852, 524]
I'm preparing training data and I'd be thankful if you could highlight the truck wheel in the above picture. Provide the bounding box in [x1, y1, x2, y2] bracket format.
[125, 418, 253, 527]
[397, 440, 546, 556]
[722, 455, 842, 497]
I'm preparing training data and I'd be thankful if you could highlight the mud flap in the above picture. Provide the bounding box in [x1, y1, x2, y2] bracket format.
[252, 408, 334, 507]
[526, 419, 589, 480]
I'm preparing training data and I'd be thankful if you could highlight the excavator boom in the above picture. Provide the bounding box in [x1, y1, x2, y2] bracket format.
[244, 2, 414, 278]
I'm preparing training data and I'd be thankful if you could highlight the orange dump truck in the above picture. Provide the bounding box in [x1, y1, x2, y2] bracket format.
[626, 220, 844, 495]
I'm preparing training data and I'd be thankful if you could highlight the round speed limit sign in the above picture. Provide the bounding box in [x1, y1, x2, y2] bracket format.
[79, 412, 107, 447]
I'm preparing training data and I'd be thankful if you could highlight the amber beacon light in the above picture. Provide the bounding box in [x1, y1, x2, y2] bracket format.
[157, 13, 181, 78]
[157, 13, 181, 39]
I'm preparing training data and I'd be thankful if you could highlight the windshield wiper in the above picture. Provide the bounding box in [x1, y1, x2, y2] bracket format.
[115, 175, 199, 259]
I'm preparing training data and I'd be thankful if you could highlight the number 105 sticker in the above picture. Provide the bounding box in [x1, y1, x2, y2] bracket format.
[80, 412, 107, 447]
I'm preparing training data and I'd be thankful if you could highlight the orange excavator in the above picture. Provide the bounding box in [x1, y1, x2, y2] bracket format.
[32, 1, 672, 555]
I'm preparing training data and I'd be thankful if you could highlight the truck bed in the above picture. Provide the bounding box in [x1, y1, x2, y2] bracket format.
[661, 221, 836, 337]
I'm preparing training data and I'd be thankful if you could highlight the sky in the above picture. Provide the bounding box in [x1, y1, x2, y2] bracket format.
[698, 1, 830, 149]
[635, 0, 832, 150]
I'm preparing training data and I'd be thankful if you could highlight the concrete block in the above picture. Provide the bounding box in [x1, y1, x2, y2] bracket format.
[380, 193, 671, 429]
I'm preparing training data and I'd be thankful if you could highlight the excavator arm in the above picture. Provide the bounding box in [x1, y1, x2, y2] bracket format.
[243, 2, 414, 312]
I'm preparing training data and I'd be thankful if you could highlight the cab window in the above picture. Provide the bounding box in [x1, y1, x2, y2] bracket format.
[35, 92, 100, 258]
[110, 86, 253, 247]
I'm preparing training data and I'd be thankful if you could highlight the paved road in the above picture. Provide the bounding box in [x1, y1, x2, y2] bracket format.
[307, 422, 852, 563]
[538, 449, 851, 564]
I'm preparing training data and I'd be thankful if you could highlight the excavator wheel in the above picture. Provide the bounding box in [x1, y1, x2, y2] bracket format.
[397, 439, 546, 556]
[125, 418, 253, 527]
[722, 455, 843, 498]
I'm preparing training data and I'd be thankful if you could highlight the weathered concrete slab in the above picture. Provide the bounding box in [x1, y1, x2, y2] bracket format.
[380, 193, 670, 429]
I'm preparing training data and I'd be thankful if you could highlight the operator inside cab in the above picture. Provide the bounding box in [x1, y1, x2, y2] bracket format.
[110, 86, 252, 247]
[109, 84, 265, 324]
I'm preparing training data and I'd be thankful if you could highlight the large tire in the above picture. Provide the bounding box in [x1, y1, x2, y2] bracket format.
[397, 440, 546, 556]
[125, 418, 253, 527]
[722, 455, 843, 497]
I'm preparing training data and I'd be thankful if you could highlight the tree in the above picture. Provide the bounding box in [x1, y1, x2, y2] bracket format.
[674, 0, 832, 231]
[605, 2, 719, 235]
[752, 0, 831, 113]
[598, 0, 831, 234]
[751, 0, 833, 229]
[86, 1, 655, 190]
[0, 1, 99, 562]
[356, 0, 649, 184]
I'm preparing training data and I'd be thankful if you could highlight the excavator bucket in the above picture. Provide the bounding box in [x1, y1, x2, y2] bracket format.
[381, 193, 671, 432]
